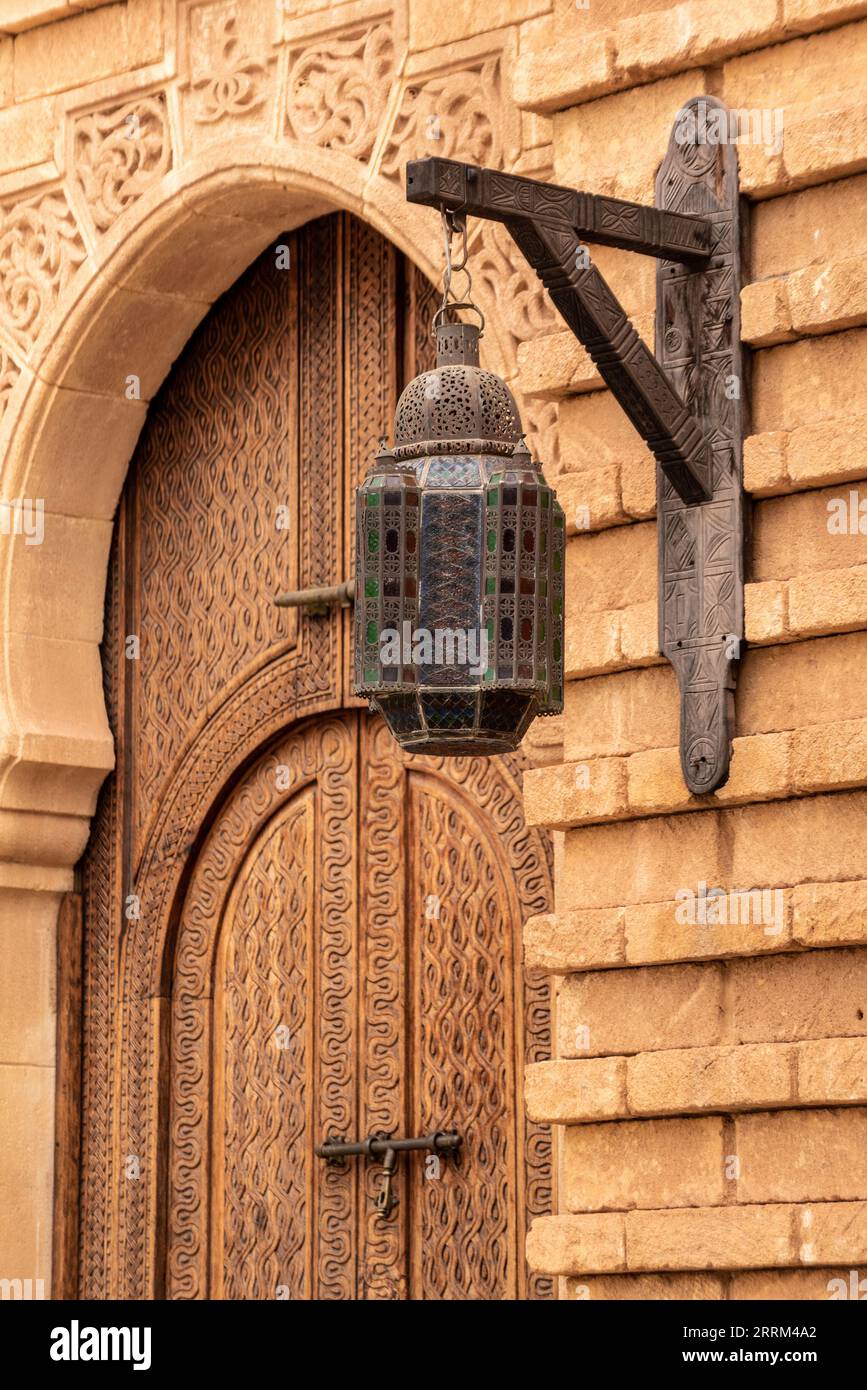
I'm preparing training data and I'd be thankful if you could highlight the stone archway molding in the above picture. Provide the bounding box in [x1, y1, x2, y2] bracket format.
[0, 144, 508, 892]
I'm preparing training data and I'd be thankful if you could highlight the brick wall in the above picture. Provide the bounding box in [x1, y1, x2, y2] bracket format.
[516, 0, 867, 1298]
[0, 0, 863, 1301]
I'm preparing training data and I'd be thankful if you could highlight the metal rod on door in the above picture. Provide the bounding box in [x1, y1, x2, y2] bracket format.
[273, 579, 355, 614]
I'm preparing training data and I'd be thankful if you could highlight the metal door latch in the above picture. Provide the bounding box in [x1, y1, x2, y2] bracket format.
[314, 1131, 462, 1219]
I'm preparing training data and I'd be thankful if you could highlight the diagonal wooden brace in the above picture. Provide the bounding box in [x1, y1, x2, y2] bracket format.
[406, 156, 713, 504]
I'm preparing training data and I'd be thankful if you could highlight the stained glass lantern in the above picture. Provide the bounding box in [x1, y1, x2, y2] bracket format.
[353, 313, 564, 755]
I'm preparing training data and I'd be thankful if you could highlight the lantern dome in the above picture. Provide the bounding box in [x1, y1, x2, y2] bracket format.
[393, 320, 522, 461]
[354, 316, 564, 757]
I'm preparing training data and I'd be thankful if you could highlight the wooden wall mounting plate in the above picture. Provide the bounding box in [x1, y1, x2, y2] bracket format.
[655, 96, 748, 795]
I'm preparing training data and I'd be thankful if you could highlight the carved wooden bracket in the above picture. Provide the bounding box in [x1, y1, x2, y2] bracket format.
[405, 95, 746, 793]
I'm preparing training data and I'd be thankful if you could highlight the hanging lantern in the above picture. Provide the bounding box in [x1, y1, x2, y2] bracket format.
[353, 218, 564, 755]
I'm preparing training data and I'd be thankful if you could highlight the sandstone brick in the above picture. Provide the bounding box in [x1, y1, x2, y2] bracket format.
[626, 733, 791, 818]
[792, 717, 867, 793]
[557, 465, 627, 534]
[753, 328, 867, 434]
[736, 1108, 867, 1203]
[724, 20, 867, 112]
[783, 0, 867, 33]
[554, 72, 702, 204]
[620, 449, 656, 517]
[728, 791, 867, 887]
[526, 1213, 625, 1276]
[729, 948, 867, 1045]
[523, 757, 627, 829]
[564, 607, 621, 678]
[558, 960, 723, 1057]
[786, 416, 867, 489]
[569, 1272, 727, 1299]
[523, 907, 625, 972]
[618, 600, 658, 665]
[783, 99, 867, 193]
[788, 255, 867, 335]
[796, 1036, 867, 1104]
[616, 0, 780, 82]
[793, 879, 867, 948]
[516, 330, 593, 399]
[525, 1057, 626, 1123]
[798, 1201, 867, 1265]
[625, 894, 792, 966]
[564, 664, 677, 762]
[738, 633, 867, 736]
[561, 804, 723, 909]
[788, 563, 867, 637]
[741, 278, 794, 347]
[627, 1043, 794, 1116]
[14, 2, 129, 100]
[0, 94, 55, 175]
[752, 173, 867, 280]
[745, 580, 788, 644]
[753, 486, 867, 583]
[744, 431, 788, 496]
[626, 1204, 794, 1271]
[558, 390, 651, 473]
[732, 1267, 862, 1299]
[410, 0, 547, 51]
[564, 1115, 725, 1213]
[514, 25, 617, 113]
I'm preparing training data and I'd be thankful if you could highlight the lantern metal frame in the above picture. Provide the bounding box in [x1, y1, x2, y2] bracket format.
[405, 95, 747, 794]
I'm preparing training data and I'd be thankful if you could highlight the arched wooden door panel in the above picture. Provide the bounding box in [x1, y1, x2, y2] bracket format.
[78, 213, 553, 1301]
[170, 713, 552, 1301]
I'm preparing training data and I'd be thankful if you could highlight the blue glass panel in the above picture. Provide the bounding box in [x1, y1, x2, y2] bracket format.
[419, 491, 483, 687]
[425, 456, 481, 488]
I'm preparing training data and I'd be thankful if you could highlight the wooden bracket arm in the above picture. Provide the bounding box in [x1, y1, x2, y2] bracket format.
[405, 157, 712, 264]
[406, 157, 713, 504]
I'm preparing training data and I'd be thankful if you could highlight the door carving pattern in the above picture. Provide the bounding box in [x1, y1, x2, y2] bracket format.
[79, 214, 553, 1300]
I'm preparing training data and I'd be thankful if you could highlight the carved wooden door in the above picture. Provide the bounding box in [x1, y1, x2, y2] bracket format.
[197, 711, 552, 1300]
[79, 214, 553, 1301]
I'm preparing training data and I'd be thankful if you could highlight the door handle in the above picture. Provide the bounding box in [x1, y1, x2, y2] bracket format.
[314, 1131, 462, 1220]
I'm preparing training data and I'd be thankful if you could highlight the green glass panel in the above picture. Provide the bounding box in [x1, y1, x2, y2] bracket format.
[364, 578, 379, 598]
[484, 667, 495, 682]
[365, 492, 380, 506]
[541, 491, 550, 508]
[552, 551, 562, 571]
[366, 621, 378, 645]
[368, 531, 379, 552]
[553, 638, 562, 661]
[487, 489, 498, 505]
[553, 598, 562, 615]
[364, 668, 378, 682]
[485, 576, 496, 594]
[486, 529, 497, 551]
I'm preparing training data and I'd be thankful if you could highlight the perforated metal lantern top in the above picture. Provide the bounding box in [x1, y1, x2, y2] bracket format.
[354, 319, 564, 756]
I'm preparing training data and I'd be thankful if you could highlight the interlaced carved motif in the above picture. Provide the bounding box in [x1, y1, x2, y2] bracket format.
[0, 191, 85, 352]
[381, 58, 510, 181]
[74, 94, 172, 233]
[193, 10, 268, 123]
[285, 23, 394, 162]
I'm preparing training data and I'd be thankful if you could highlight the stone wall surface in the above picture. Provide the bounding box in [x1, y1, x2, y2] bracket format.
[0, 0, 863, 1299]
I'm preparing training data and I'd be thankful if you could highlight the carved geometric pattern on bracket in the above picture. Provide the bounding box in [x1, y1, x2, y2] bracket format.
[656, 95, 746, 794]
